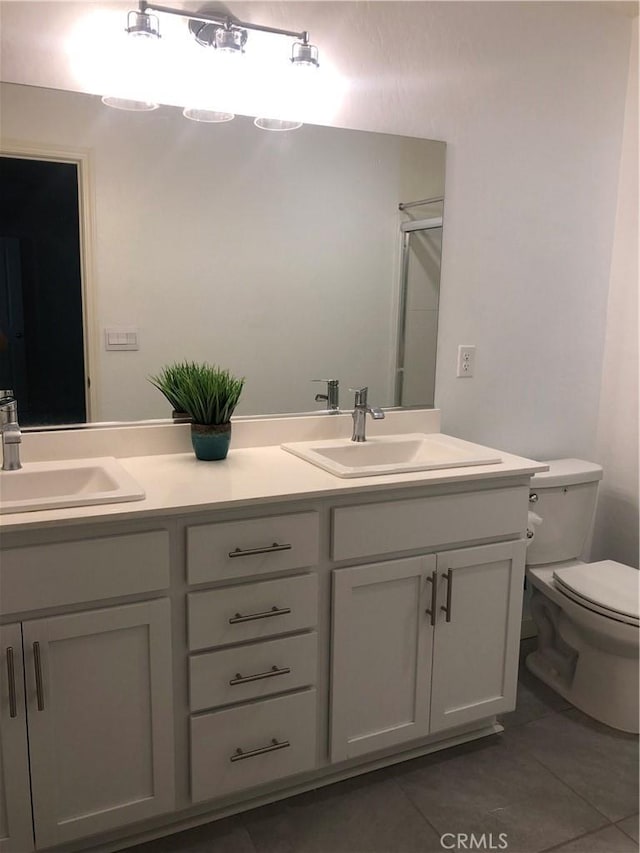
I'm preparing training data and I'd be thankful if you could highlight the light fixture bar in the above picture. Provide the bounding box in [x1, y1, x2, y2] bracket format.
[139, 0, 311, 43]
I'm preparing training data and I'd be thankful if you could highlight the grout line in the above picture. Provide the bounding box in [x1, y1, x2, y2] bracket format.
[505, 727, 622, 825]
[615, 815, 640, 844]
[538, 823, 617, 853]
[387, 774, 445, 839]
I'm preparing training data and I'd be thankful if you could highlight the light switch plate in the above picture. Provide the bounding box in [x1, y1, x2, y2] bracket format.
[105, 327, 139, 351]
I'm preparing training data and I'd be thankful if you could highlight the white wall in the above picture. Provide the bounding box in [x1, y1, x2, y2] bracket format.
[590, 18, 639, 569]
[425, 4, 633, 461]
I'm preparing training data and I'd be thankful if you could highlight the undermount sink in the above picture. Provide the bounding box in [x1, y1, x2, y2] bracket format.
[281, 433, 502, 478]
[0, 457, 145, 514]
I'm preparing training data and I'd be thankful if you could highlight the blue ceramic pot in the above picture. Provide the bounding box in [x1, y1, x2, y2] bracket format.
[190, 423, 231, 461]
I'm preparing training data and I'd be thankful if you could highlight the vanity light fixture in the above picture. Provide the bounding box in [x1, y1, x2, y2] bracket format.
[125, 8, 161, 40]
[291, 39, 320, 69]
[102, 1, 319, 128]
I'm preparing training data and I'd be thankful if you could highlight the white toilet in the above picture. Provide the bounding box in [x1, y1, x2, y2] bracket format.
[525, 458, 639, 733]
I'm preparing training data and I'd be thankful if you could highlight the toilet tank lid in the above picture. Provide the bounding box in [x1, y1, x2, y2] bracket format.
[531, 458, 603, 488]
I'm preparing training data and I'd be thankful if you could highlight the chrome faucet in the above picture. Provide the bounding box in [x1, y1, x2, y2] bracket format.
[350, 386, 385, 442]
[0, 391, 22, 471]
[312, 379, 340, 413]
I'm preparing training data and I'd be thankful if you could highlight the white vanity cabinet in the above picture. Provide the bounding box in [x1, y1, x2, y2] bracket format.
[0, 451, 537, 853]
[0, 528, 175, 852]
[330, 488, 528, 761]
[185, 512, 321, 803]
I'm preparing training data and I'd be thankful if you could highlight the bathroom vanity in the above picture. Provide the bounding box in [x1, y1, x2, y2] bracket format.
[0, 411, 546, 853]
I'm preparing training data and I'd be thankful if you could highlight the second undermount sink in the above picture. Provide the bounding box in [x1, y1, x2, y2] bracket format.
[281, 433, 502, 478]
[0, 457, 145, 514]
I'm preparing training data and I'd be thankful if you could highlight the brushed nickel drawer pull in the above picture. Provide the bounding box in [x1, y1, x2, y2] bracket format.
[229, 605, 292, 624]
[6, 647, 17, 718]
[441, 568, 453, 623]
[33, 642, 45, 711]
[229, 543, 292, 559]
[230, 738, 290, 762]
[425, 569, 438, 626]
[229, 665, 292, 686]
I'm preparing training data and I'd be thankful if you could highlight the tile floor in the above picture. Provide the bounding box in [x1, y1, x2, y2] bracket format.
[125, 640, 638, 853]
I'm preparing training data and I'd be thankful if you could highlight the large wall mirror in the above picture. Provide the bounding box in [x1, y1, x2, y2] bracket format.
[0, 81, 446, 426]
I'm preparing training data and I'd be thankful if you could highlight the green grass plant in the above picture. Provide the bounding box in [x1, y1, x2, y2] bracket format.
[149, 361, 245, 425]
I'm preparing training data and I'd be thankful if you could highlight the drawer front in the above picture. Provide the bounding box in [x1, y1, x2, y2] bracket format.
[191, 690, 317, 801]
[0, 531, 170, 615]
[187, 512, 320, 584]
[332, 486, 528, 562]
[189, 632, 318, 712]
[187, 574, 318, 651]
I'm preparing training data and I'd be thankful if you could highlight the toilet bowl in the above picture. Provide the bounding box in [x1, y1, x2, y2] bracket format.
[524, 459, 639, 733]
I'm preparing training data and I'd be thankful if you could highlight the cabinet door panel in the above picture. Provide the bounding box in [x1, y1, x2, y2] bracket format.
[430, 541, 526, 733]
[23, 599, 175, 849]
[0, 624, 33, 853]
[331, 556, 435, 762]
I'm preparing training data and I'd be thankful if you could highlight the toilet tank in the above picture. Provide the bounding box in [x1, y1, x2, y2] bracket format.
[526, 458, 603, 566]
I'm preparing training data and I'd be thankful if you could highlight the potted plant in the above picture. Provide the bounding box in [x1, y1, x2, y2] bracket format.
[147, 362, 192, 420]
[149, 361, 245, 460]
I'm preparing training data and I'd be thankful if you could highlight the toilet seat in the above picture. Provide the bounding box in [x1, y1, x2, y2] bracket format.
[553, 561, 639, 627]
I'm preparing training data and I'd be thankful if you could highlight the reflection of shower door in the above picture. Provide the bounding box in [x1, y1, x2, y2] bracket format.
[395, 218, 443, 407]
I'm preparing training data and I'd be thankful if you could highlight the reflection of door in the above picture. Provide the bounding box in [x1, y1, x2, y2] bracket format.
[395, 217, 443, 407]
[0, 157, 87, 425]
[0, 238, 28, 405]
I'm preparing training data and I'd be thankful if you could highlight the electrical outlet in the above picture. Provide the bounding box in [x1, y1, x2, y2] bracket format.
[456, 345, 475, 377]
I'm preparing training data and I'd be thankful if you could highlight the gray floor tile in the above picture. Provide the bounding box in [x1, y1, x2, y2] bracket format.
[122, 816, 256, 853]
[498, 638, 571, 730]
[243, 773, 442, 853]
[617, 814, 640, 844]
[499, 675, 571, 729]
[394, 734, 607, 853]
[506, 708, 639, 822]
[546, 824, 639, 853]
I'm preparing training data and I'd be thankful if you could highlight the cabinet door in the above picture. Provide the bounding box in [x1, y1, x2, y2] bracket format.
[331, 556, 436, 762]
[430, 540, 526, 733]
[22, 599, 175, 849]
[0, 624, 34, 853]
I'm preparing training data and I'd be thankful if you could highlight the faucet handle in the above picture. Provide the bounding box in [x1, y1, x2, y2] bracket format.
[311, 379, 340, 411]
[349, 387, 368, 407]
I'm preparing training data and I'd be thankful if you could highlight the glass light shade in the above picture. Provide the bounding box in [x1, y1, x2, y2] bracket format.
[254, 117, 303, 132]
[291, 41, 319, 69]
[183, 107, 235, 123]
[215, 27, 247, 54]
[126, 11, 160, 39]
[101, 96, 159, 111]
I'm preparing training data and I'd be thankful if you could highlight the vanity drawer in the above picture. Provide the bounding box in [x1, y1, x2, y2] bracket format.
[187, 511, 320, 584]
[332, 486, 528, 562]
[190, 689, 317, 801]
[187, 574, 318, 651]
[0, 531, 170, 615]
[189, 632, 318, 711]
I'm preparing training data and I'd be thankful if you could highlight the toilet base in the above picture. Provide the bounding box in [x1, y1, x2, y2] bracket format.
[525, 568, 639, 734]
[526, 651, 639, 734]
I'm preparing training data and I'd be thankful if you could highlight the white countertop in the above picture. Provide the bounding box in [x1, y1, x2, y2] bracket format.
[0, 440, 547, 533]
